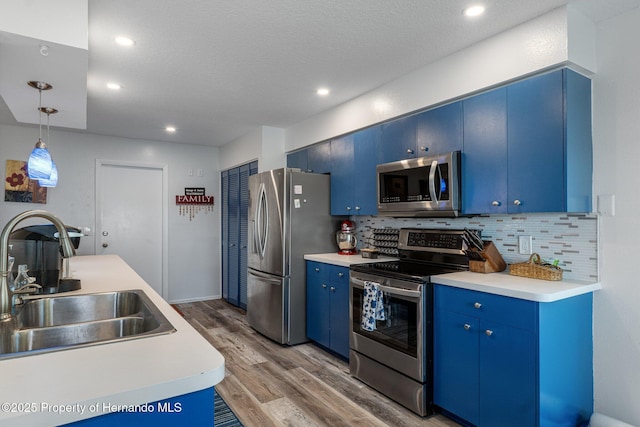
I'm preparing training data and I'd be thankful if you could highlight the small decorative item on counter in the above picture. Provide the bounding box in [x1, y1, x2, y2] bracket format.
[360, 248, 378, 259]
[468, 241, 507, 273]
[509, 253, 563, 281]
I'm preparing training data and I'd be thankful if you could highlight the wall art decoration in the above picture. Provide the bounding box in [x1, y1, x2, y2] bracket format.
[176, 187, 214, 220]
[4, 160, 47, 204]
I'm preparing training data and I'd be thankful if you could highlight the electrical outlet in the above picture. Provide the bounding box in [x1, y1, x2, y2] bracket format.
[518, 235, 532, 255]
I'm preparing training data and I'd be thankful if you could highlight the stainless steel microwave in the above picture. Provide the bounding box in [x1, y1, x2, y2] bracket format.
[376, 151, 461, 217]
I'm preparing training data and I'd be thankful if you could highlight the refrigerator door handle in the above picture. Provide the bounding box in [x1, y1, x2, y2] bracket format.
[248, 269, 282, 284]
[255, 182, 269, 259]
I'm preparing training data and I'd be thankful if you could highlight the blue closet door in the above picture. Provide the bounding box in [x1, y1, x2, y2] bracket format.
[222, 161, 257, 309]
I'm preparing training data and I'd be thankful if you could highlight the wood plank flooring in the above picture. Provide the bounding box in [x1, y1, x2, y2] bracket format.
[176, 299, 461, 427]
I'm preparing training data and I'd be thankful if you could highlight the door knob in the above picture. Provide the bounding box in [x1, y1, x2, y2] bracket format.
[102, 243, 109, 248]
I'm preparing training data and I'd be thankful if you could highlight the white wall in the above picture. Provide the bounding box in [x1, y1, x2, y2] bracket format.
[0, 124, 220, 303]
[284, 6, 596, 151]
[592, 8, 640, 425]
[218, 125, 285, 173]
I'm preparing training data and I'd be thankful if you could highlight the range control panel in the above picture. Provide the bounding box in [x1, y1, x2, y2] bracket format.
[398, 228, 472, 255]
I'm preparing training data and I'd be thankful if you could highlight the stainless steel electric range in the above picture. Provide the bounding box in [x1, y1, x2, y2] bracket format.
[349, 228, 470, 416]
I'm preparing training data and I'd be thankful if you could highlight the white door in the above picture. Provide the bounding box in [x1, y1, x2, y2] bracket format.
[96, 160, 168, 298]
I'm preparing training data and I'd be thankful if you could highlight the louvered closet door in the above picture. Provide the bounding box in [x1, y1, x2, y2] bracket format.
[222, 161, 258, 309]
[221, 170, 229, 301]
[238, 163, 250, 309]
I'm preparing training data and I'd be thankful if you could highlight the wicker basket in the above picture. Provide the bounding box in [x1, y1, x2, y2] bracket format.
[509, 253, 563, 281]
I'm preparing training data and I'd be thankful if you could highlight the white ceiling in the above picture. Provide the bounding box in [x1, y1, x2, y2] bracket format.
[1, 0, 639, 147]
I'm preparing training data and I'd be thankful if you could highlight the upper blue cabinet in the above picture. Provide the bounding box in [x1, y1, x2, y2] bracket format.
[380, 101, 463, 163]
[462, 68, 592, 214]
[287, 140, 331, 174]
[331, 126, 381, 215]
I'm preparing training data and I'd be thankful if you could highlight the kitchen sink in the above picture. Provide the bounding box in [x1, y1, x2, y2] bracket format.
[0, 290, 175, 360]
[16, 290, 146, 328]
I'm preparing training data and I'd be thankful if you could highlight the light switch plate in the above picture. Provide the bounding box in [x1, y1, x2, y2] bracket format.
[597, 194, 615, 216]
[518, 235, 532, 255]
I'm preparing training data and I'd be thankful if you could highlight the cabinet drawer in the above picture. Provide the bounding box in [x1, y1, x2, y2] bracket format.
[329, 265, 350, 287]
[307, 261, 329, 281]
[435, 285, 537, 332]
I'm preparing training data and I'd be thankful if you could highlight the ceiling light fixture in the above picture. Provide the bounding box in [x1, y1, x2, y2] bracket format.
[165, 126, 176, 133]
[106, 82, 122, 90]
[115, 36, 135, 47]
[463, 5, 486, 17]
[38, 107, 59, 187]
[26, 81, 54, 180]
[317, 88, 330, 96]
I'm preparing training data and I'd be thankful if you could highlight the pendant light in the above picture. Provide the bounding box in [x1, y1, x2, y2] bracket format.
[27, 81, 54, 180]
[38, 107, 59, 187]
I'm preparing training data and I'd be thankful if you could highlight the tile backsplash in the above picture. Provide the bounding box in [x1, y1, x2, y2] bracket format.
[352, 213, 598, 281]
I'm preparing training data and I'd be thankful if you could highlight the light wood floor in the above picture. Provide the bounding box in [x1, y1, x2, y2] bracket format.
[176, 299, 461, 427]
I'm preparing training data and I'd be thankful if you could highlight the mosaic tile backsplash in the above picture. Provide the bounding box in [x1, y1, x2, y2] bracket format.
[352, 213, 598, 282]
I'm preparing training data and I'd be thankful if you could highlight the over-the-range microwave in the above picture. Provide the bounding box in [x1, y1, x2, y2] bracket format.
[376, 151, 461, 217]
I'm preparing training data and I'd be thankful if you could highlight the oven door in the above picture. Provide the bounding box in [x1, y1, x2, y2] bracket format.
[349, 272, 429, 382]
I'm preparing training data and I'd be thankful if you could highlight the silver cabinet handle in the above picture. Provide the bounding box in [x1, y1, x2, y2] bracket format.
[322, 284, 327, 288]
[407, 148, 414, 154]
[330, 286, 336, 291]
[338, 272, 344, 278]
[474, 302, 482, 309]
[485, 330, 494, 336]
[102, 243, 108, 248]
[315, 267, 320, 272]
[420, 146, 428, 152]
[355, 206, 360, 211]
[514, 199, 522, 206]
[492, 201, 501, 206]
[346, 206, 351, 211]
[464, 324, 471, 331]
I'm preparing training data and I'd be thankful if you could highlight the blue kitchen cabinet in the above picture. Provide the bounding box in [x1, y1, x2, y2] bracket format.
[307, 140, 332, 174]
[65, 387, 214, 426]
[330, 126, 381, 216]
[434, 284, 593, 427]
[380, 102, 462, 163]
[380, 113, 421, 163]
[462, 87, 508, 214]
[306, 261, 350, 359]
[287, 149, 308, 171]
[415, 101, 463, 156]
[462, 68, 592, 214]
[286, 141, 331, 174]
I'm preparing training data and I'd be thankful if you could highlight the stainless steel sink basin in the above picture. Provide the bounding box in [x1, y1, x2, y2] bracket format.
[17, 290, 146, 328]
[0, 290, 175, 360]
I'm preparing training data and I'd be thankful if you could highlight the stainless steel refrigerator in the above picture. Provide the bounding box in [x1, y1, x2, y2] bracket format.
[247, 168, 336, 345]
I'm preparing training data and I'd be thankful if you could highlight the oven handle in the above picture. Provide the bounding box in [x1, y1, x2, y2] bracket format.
[350, 277, 422, 299]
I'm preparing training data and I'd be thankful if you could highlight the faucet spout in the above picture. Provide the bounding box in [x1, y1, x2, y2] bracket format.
[0, 210, 76, 320]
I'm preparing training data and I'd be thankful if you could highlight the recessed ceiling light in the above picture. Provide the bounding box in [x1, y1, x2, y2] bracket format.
[317, 88, 330, 96]
[463, 5, 485, 17]
[106, 82, 122, 90]
[165, 126, 176, 133]
[115, 36, 135, 47]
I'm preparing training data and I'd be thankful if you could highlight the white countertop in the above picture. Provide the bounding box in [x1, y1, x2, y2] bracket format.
[304, 252, 398, 267]
[433, 271, 601, 302]
[0, 255, 225, 427]
[306, 252, 601, 302]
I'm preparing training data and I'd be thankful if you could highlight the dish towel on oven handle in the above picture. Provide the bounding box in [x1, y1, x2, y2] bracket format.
[362, 281, 386, 331]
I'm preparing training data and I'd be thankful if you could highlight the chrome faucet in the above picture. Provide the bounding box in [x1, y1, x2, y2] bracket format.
[0, 210, 75, 320]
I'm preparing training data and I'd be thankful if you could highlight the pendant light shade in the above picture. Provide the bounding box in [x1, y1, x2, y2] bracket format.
[38, 161, 58, 187]
[26, 81, 55, 182]
[28, 139, 53, 179]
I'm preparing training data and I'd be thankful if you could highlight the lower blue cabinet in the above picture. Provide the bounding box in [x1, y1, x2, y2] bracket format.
[64, 387, 214, 426]
[434, 284, 593, 427]
[306, 261, 350, 359]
